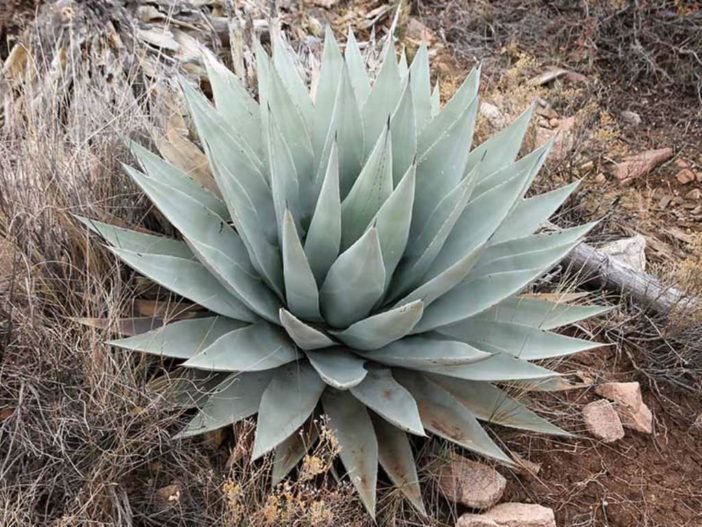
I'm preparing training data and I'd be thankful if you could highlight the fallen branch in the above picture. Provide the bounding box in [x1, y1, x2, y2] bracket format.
[552, 223, 698, 315]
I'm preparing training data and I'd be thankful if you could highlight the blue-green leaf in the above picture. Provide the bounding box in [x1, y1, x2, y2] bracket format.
[306, 348, 367, 389]
[282, 210, 321, 321]
[351, 367, 424, 436]
[474, 295, 612, 330]
[124, 167, 281, 322]
[183, 321, 299, 371]
[313, 26, 344, 155]
[322, 389, 378, 516]
[437, 318, 602, 360]
[359, 336, 490, 368]
[279, 308, 335, 350]
[390, 80, 417, 185]
[130, 142, 229, 219]
[394, 370, 512, 463]
[465, 103, 534, 182]
[428, 374, 570, 436]
[332, 300, 423, 350]
[408, 42, 432, 131]
[491, 181, 581, 243]
[110, 317, 248, 359]
[75, 216, 190, 258]
[371, 413, 427, 516]
[345, 29, 371, 106]
[373, 163, 416, 291]
[320, 227, 385, 328]
[305, 141, 341, 284]
[362, 41, 401, 150]
[176, 371, 274, 438]
[341, 121, 393, 249]
[252, 361, 325, 459]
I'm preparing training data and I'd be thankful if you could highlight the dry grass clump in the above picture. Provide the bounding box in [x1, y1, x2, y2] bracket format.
[425, 0, 701, 100]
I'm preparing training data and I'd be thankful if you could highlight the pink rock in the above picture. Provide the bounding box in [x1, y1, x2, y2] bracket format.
[676, 169, 696, 184]
[436, 455, 506, 510]
[614, 148, 673, 184]
[484, 503, 556, 527]
[595, 382, 653, 434]
[595, 382, 643, 410]
[457, 513, 499, 527]
[582, 400, 625, 443]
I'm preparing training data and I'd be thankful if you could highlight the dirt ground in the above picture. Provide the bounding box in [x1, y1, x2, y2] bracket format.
[1, 1, 702, 526]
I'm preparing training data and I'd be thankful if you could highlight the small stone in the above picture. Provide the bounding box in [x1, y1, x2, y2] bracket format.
[697, 172, 702, 183]
[614, 147, 673, 184]
[457, 514, 499, 527]
[594, 173, 606, 183]
[155, 483, 181, 510]
[484, 503, 556, 527]
[599, 235, 647, 272]
[582, 400, 625, 443]
[548, 117, 560, 127]
[676, 169, 696, 185]
[620, 111, 642, 126]
[480, 102, 507, 129]
[596, 382, 653, 434]
[436, 455, 507, 510]
[675, 158, 691, 169]
[685, 189, 701, 200]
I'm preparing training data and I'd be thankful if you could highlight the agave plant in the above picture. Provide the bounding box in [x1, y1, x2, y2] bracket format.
[78, 28, 608, 516]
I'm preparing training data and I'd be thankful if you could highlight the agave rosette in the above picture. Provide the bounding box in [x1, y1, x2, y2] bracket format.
[78, 28, 608, 516]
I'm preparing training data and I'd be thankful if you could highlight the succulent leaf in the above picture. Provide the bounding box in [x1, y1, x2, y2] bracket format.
[428, 374, 570, 436]
[110, 317, 248, 359]
[372, 413, 426, 516]
[177, 371, 274, 438]
[183, 322, 299, 371]
[306, 348, 367, 389]
[252, 361, 324, 459]
[279, 309, 335, 350]
[394, 370, 512, 463]
[319, 227, 385, 328]
[322, 389, 378, 516]
[350, 367, 425, 436]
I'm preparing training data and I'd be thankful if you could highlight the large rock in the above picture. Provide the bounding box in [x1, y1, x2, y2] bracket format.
[484, 503, 556, 527]
[596, 382, 653, 434]
[437, 455, 506, 510]
[614, 148, 673, 185]
[582, 400, 625, 443]
[457, 514, 499, 527]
